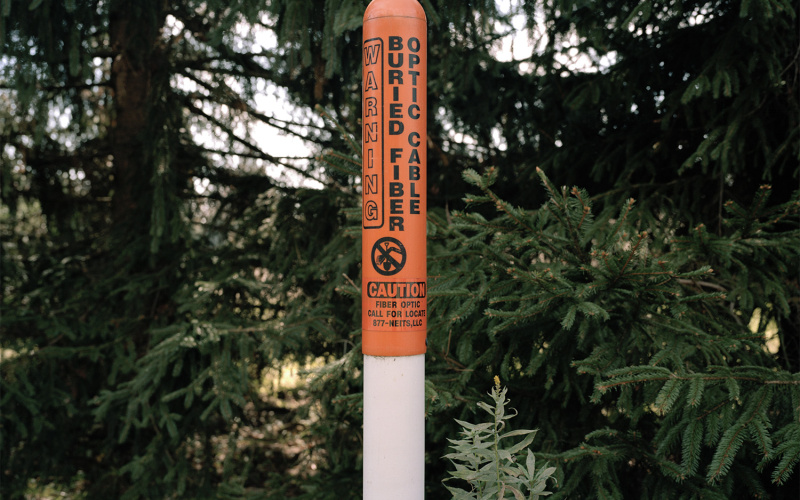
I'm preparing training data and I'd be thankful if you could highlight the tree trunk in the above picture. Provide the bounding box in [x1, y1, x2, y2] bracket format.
[109, 6, 160, 225]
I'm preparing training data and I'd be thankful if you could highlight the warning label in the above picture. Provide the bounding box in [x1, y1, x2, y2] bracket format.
[363, 37, 384, 230]
[365, 280, 427, 331]
[361, 14, 427, 356]
[367, 281, 426, 298]
[362, 35, 424, 234]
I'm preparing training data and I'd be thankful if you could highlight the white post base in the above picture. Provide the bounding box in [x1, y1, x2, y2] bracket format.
[363, 354, 425, 499]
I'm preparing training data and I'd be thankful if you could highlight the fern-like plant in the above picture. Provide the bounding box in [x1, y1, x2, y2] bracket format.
[444, 377, 557, 499]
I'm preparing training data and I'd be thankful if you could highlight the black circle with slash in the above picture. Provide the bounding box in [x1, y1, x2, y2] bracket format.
[371, 237, 407, 276]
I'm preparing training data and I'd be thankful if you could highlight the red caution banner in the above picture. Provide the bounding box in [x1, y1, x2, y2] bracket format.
[362, 0, 427, 357]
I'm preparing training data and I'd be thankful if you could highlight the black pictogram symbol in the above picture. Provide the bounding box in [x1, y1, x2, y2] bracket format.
[371, 237, 407, 276]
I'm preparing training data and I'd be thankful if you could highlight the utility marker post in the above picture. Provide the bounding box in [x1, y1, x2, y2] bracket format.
[361, 0, 427, 498]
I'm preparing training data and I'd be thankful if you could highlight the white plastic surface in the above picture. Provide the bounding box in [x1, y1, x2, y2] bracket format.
[363, 354, 425, 499]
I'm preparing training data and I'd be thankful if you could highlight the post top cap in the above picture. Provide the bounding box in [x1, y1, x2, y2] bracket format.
[364, 0, 426, 22]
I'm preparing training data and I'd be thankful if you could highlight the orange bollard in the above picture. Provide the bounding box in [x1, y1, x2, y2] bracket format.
[362, 0, 427, 357]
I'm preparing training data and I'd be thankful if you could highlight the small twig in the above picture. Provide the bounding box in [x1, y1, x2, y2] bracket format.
[341, 273, 359, 293]
[676, 279, 727, 292]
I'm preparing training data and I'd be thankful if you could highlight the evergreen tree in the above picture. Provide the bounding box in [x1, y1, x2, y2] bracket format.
[2, 0, 798, 498]
[2, 0, 357, 497]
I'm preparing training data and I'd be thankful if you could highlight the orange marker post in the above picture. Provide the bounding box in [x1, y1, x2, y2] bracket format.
[362, 0, 427, 357]
[362, 1, 427, 498]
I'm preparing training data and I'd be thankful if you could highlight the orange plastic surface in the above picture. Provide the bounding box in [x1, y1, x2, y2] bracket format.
[362, 0, 427, 356]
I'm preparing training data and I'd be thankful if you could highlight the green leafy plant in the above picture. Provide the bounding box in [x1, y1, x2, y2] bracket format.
[444, 377, 557, 499]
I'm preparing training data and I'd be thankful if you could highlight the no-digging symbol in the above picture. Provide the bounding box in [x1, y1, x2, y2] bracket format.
[371, 237, 406, 276]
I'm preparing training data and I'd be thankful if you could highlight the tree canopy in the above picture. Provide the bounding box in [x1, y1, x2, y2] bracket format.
[2, 0, 798, 498]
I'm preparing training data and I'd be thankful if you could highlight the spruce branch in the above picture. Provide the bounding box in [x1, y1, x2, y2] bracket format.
[316, 104, 360, 156]
[707, 387, 773, 483]
[614, 231, 648, 281]
[535, 168, 587, 262]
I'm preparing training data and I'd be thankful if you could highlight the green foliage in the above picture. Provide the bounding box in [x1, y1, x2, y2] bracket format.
[2, 0, 799, 498]
[424, 167, 800, 498]
[444, 379, 557, 499]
